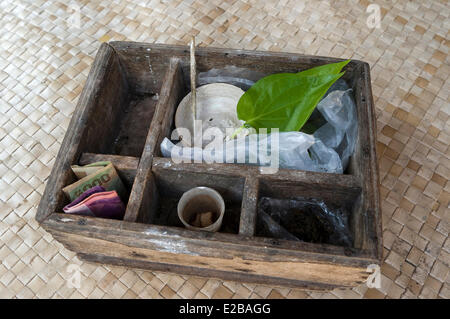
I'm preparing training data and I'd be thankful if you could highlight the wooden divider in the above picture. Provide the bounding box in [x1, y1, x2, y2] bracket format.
[239, 177, 259, 236]
[124, 58, 184, 222]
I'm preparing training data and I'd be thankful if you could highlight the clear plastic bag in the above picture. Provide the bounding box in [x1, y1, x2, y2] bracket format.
[314, 80, 358, 170]
[161, 79, 357, 174]
[197, 65, 265, 90]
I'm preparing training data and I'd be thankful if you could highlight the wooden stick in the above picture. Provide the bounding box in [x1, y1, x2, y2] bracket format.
[190, 36, 197, 146]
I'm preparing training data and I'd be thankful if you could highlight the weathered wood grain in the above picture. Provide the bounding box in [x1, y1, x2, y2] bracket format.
[359, 63, 382, 259]
[45, 214, 375, 262]
[152, 168, 245, 203]
[43, 213, 374, 288]
[350, 62, 381, 259]
[53, 231, 369, 288]
[77, 253, 348, 290]
[152, 157, 361, 204]
[239, 177, 259, 236]
[109, 42, 360, 94]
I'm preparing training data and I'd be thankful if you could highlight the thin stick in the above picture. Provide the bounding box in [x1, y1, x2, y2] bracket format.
[190, 36, 197, 145]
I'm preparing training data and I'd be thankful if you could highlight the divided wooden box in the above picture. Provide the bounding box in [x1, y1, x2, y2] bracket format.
[36, 42, 382, 290]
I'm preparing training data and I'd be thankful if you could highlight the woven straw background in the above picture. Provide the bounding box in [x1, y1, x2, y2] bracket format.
[0, 0, 449, 299]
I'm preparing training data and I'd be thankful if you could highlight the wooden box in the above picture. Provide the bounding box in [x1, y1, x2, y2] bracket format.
[36, 42, 382, 290]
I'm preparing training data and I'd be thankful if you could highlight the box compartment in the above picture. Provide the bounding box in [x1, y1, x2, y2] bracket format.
[255, 194, 356, 248]
[110, 94, 158, 157]
[75, 46, 164, 158]
[151, 170, 244, 234]
[53, 152, 139, 213]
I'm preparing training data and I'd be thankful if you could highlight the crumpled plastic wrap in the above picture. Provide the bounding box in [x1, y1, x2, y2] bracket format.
[161, 130, 343, 173]
[160, 78, 358, 174]
[314, 80, 358, 170]
[197, 65, 265, 90]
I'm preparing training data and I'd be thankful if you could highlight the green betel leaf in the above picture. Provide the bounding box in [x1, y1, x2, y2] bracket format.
[236, 60, 350, 133]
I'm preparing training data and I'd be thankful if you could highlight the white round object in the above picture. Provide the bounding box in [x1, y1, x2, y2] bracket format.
[175, 83, 244, 147]
[177, 186, 225, 232]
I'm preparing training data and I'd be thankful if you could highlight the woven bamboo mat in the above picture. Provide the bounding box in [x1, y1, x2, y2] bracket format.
[0, 0, 448, 299]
